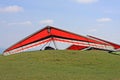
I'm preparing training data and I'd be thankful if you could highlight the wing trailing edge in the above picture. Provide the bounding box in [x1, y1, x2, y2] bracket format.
[87, 35, 120, 51]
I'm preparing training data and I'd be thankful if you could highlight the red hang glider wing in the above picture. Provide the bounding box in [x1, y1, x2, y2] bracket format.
[49, 27, 114, 50]
[88, 35, 120, 50]
[3, 27, 52, 55]
[50, 27, 104, 44]
[3, 26, 115, 55]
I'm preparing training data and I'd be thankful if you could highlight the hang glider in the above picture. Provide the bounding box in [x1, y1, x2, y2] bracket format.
[3, 26, 115, 55]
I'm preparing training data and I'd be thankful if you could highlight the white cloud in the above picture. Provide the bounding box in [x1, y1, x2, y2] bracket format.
[74, 0, 99, 4]
[39, 19, 54, 25]
[0, 5, 23, 13]
[8, 21, 32, 26]
[96, 18, 112, 22]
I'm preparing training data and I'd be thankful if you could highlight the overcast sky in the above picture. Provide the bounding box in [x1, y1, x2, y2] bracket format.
[0, 0, 120, 50]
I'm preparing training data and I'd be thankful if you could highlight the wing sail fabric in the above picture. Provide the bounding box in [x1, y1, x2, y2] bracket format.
[3, 26, 115, 55]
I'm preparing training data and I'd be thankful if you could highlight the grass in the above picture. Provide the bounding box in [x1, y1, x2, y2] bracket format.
[115, 52, 120, 55]
[0, 50, 120, 80]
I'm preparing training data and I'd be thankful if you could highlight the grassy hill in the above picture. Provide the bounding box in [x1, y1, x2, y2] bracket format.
[0, 50, 120, 80]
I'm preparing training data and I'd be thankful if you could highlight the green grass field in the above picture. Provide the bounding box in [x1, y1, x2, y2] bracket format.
[0, 50, 120, 80]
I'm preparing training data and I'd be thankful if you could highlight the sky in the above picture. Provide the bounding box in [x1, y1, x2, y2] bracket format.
[0, 0, 120, 53]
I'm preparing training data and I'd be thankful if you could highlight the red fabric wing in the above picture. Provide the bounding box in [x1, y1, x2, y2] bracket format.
[4, 27, 50, 52]
[4, 26, 112, 53]
[50, 27, 108, 45]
